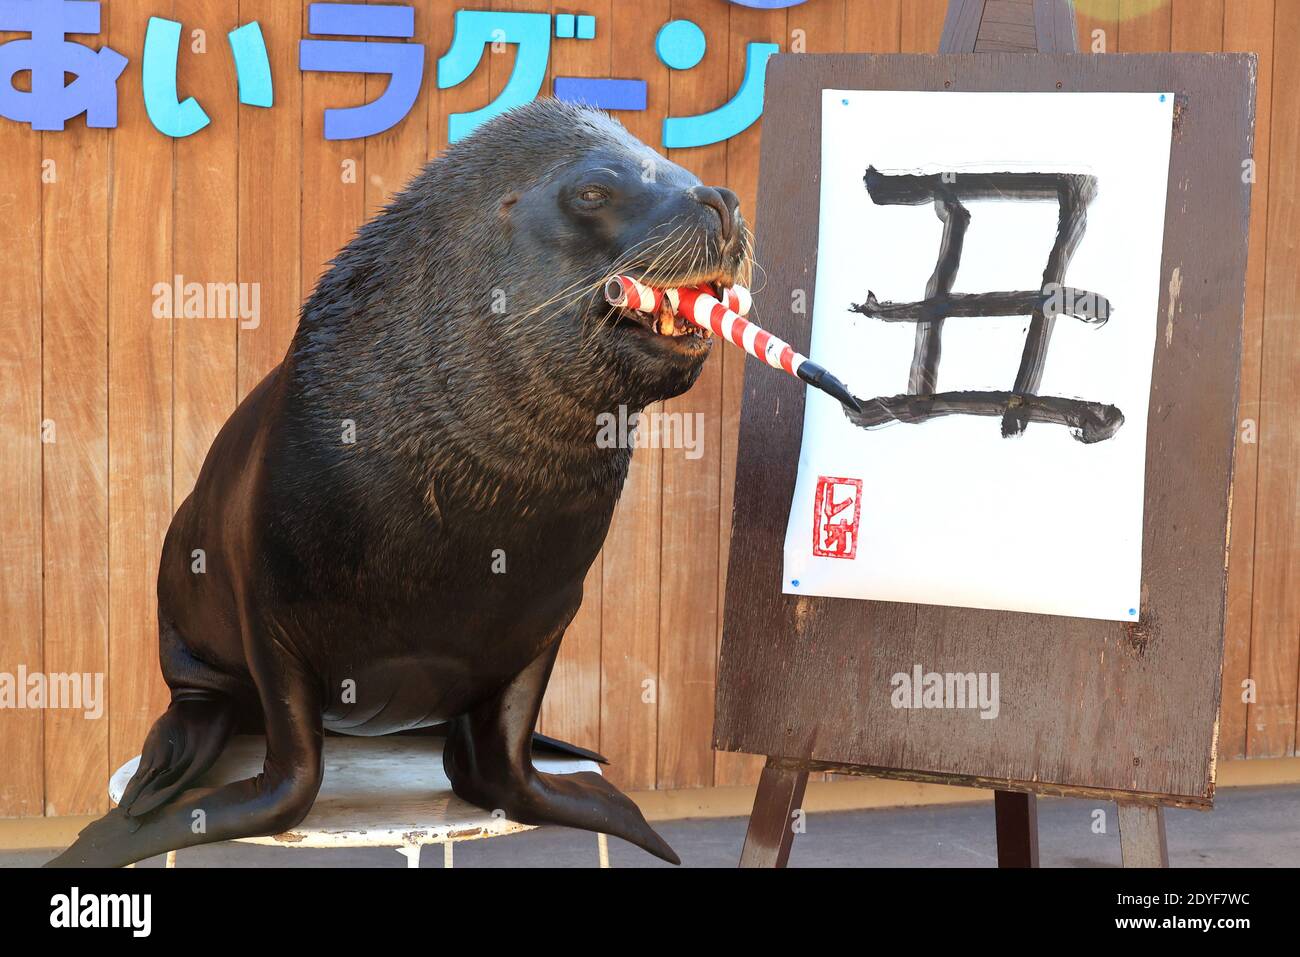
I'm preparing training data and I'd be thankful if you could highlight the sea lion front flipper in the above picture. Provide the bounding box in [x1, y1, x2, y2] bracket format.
[443, 641, 680, 865]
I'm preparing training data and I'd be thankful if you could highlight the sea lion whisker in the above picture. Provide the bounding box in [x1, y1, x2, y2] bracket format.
[504, 262, 648, 341]
[635, 227, 697, 286]
[655, 235, 703, 288]
[743, 253, 768, 297]
[498, 228, 690, 339]
[499, 272, 616, 337]
[627, 221, 692, 269]
[613, 230, 690, 292]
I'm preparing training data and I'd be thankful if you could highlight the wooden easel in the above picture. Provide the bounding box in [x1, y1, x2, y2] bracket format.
[737, 0, 1172, 869]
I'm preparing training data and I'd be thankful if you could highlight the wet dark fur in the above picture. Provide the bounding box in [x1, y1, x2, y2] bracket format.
[48, 99, 748, 867]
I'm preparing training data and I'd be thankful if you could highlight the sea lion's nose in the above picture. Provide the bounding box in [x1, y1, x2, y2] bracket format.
[691, 186, 740, 243]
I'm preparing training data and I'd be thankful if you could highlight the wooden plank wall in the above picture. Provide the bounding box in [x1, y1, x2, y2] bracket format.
[0, 0, 1294, 816]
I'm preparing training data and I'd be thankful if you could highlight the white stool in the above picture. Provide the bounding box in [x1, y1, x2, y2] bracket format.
[108, 734, 610, 868]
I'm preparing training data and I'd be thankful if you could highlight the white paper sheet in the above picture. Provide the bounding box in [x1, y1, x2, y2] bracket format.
[781, 91, 1174, 622]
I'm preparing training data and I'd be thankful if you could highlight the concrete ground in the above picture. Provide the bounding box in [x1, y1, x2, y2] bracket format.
[4, 784, 1296, 867]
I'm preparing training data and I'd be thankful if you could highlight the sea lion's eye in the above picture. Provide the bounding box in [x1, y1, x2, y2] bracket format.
[578, 185, 610, 206]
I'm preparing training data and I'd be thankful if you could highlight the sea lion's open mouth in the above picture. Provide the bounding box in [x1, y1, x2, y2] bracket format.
[611, 276, 732, 339]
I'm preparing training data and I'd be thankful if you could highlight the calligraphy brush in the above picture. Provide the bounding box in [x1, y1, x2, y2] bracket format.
[605, 275, 864, 414]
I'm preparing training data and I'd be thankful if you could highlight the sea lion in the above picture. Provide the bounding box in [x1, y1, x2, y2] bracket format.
[48, 98, 749, 867]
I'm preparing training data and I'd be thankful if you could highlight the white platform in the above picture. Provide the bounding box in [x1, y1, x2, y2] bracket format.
[108, 734, 605, 866]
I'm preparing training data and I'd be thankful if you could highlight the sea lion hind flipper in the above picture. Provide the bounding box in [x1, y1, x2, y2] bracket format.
[46, 658, 324, 868]
[115, 617, 245, 817]
[117, 694, 237, 818]
[443, 643, 680, 865]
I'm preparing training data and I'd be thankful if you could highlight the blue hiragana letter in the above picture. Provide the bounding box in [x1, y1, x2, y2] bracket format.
[228, 21, 274, 108]
[437, 10, 550, 143]
[0, 0, 127, 131]
[663, 40, 778, 148]
[142, 17, 210, 137]
[300, 3, 424, 140]
[142, 17, 272, 137]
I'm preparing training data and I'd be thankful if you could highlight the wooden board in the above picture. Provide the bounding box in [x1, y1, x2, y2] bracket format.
[539, 0, 609, 756]
[106, 0, 175, 785]
[714, 0, 792, 795]
[173, 0, 239, 509]
[1209, 3, 1266, 764]
[1251, 11, 1300, 759]
[715, 52, 1257, 806]
[238, 1, 304, 399]
[1075, 0, 1118, 55]
[598, 0, 672, 791]
[0, 38, 45, 817]
[300, 0, 367, 309]
[655, 0, 729, 791]
[40, 97, 111, 818]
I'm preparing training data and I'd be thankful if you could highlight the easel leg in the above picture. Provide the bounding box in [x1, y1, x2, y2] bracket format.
[739, 760, 809, 868]
[993, 790, 1039, 867]
[1117, 804, 1168, 867]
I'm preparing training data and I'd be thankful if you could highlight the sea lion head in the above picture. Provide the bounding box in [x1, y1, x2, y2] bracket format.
[293, 100, 752, 501]
[437, 99, 752, 411]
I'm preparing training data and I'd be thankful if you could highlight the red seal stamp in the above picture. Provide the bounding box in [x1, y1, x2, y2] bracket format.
[812, 476, 862, 559]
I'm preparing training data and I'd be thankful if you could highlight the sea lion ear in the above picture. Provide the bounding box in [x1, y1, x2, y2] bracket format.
[499, 191, 521, 218]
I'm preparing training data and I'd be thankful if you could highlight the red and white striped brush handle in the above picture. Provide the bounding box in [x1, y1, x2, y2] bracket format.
[666, 286, 803, 375]
[604, 275, 863, 414]
[604, 275, 751, 319]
